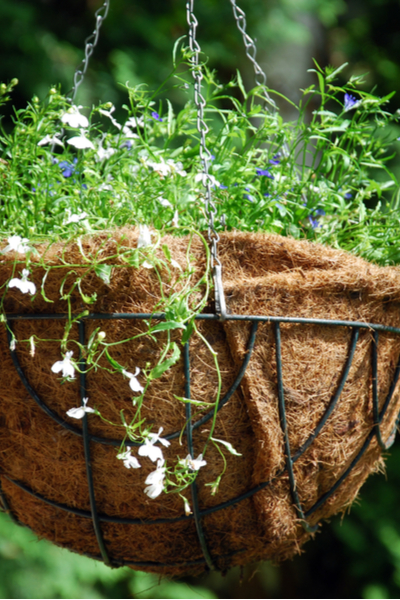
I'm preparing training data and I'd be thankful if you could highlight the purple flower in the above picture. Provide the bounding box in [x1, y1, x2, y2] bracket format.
[344, 192, 352, 200]
[256, 168, 274, 179]
[120, 140, 133, 150]
[151, 111, 163, 122]
[344, 93, 358, 112]
[219, 184, 228, 190]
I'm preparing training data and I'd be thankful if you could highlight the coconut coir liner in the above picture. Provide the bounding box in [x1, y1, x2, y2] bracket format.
[1, 229, 400, 577]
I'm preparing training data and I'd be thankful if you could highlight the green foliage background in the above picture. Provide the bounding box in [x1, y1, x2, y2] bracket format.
[1, 1, 400, 598]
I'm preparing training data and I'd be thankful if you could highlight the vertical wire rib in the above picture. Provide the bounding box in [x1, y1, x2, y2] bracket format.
[306, 333, 400, 518]
[292, 326, 360, 461]
[183, 341, 215, 570]
[79, 320, 112, 566]
[372, 331, 387, 449]
[372, 331, 398, 449]
[274, 322, 318, 533]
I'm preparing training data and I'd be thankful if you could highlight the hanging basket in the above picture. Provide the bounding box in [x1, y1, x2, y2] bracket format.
[1, 229, 400, 577]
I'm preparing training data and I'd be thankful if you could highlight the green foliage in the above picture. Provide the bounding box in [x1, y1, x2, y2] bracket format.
[0, 58, 399, 265]
[0, 512, 217, 599]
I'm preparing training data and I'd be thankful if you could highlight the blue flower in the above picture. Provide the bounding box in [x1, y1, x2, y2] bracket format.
[58, 158, 78, 178]
[120, 140, 133, 150]
[151, 111, 163, 122]
[244, 187, 255, 202]
[219, 184, 228, 190]
[344, 192, 352, 200]
[256, 168, 274, 179]
[308, 208, 326, 229]
[344, 93, 358, 112]
[269, 153, 281, 166]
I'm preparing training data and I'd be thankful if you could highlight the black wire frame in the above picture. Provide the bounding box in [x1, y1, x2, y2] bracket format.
[1, 311, 400, 571]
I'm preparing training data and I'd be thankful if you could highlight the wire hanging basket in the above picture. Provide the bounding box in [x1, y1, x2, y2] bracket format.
[1, 0, 400, 578]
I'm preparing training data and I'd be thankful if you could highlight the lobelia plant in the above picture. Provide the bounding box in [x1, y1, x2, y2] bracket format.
[0, 48, 400, 511]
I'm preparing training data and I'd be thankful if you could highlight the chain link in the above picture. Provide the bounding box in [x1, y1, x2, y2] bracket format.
[186, 0, 220, 268]
[186, 0, 226, 319]
[229, 0, 300, 175]
[229, 0, 276, 112]
[67, 0, 110, 103]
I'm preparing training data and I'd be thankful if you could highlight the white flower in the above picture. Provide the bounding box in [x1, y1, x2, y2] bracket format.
[137, 225, 152, 248]
[122, 125, 140, 139]
[98, 106, 122, 130]
[98, 183, 114, 192]
[147, 427, 171, 448]
[3, 235, 30, 254]
[179, 453, 207, 471]
[138, 439, 164, 463]
[172, 210, 179, 228]
[37, 134, 64, 147]
[61, 105, 89, 128]
[183, 497, 192, 516]
[96, 145, 115, 161]
[138, 427, 170, 463]
[126, 116, 144, 129]
[147, 159, 186, 178]
[122, 117, 143, 139]
[9, 337, 16, 351]
[172, 161, 187, 177]
[122, 367, 144, 393]
[148, 160, 170, 177]
[66, 397, 95, 419]
[170, 259, 181, 271]
[67, 131, 95, 150]
[9, 269, 36, 295]
[144, 459, 166, 499]
[51, 350, 76, 378]
[158, 196, 172, 208]
[117, 447, 141, 469]
[65, 210, 88, 225]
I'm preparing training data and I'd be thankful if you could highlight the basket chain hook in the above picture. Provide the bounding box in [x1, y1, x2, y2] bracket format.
[186, 0, 227, 320]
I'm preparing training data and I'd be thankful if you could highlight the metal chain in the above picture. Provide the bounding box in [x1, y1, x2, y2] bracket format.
[229, 0, 302, 189]
[186, 1, 219, 267]
[67, 0, 110, 103]
[186, 1, 227, 315]
[229, 0, 276, 112]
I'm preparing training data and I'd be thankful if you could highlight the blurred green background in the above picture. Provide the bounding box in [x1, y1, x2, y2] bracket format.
[1, 0, 400, 598]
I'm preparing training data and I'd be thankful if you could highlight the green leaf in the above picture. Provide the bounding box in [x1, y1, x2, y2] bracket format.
[94, 264, 112, 285]
[87, 326, 100, 350]
[162, 244, 171, 261]
[211, 437, 242, 456]
[149, 342, 180, 379]
[105, 348, 124, 372]
[236, 69, 247, 100]
[181, 320, 194, 345]
[174, 395, 214, 406]
[149, 321, 185, 333]
[326, 63, 348, 82]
